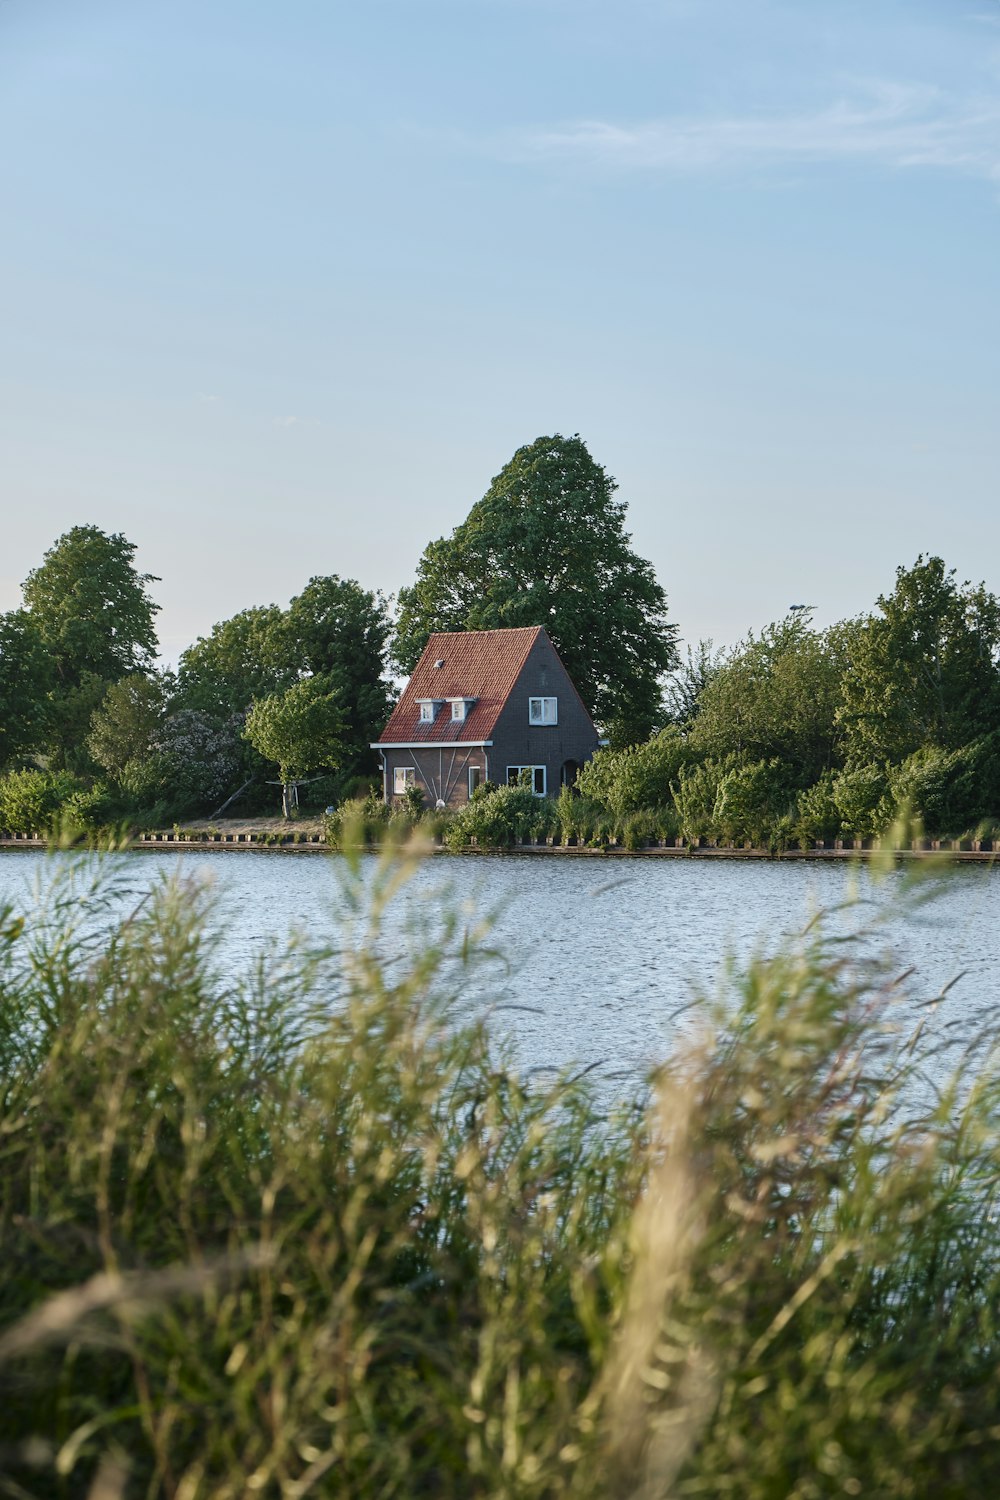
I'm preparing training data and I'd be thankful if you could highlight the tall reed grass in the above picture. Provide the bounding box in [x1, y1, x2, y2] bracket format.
[1, 841, 999, 1497]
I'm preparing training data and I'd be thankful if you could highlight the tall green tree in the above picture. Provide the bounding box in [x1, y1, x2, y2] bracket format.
[243, 676, 346, 816]
[20, 526, 160, 765]
[689, 615, 847, 788]
[175, 606, 291, 721]
[177, 578, 391, 786]
[22, 526, 160, 688]
[839, 556, 1000, 764]
[393, 434, 678, 745]
[0, 611, 53, 769]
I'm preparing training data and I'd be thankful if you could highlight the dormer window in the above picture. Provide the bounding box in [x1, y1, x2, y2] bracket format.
[417, 700, 441, 723]
[529, 696, 558, 725]
[451, 700, 466, 722]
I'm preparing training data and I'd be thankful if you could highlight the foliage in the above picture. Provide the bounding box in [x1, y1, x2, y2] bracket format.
[22, 525, 160, 691]
[670, 756, 735, 843]
[839, 555, 1000, 764]
[444, 781, 556, 848]
[178, 579, 393, 787]
[243, 676, 346, 786]
[793, 771, 841, 847]
[87, 672, 171, 778]
[831, 762, 894, 838]
[0, 768, 86, 833]
[889, 732, 1000, 837]
[576, 726, 692, 819]
[663, 638, 723, 727]
[0, 610, 53, 769]
[176, 604, 291, 719]
[2, 856, 1000, 1496]
[689, 614, 846, 787]
[713, 757, 794, 847]
[393, 434, 678, 743]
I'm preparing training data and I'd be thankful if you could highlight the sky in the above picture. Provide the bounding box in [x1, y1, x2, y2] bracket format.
[2, 0, 999, 665]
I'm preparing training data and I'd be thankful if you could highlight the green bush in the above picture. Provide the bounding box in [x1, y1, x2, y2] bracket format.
[832, 762, 894, 837]
[444, 781, 554, 848]
[890, 732, 1000, 836]
[794, 770, 841, 847]
[576, 726, 693, 819]
[0, 767, 86, 833]
[2, 854, 1000, 1494]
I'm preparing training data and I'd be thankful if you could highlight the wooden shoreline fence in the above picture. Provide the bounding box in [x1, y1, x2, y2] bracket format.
[1, 830, 999, 860]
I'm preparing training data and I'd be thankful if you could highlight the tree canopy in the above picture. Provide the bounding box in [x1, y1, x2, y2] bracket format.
[688, 615, 847, 788]
[22, 525, 160, 688]
[393, 434, 678, 745]
[177, 577, 392, 784]
[838, 556, 1000, 765]
[243, 677, 346, 811]
[0, 611, 53, 770]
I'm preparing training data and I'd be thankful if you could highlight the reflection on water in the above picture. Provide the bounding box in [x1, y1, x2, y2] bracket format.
[1, 849, 997, 1085]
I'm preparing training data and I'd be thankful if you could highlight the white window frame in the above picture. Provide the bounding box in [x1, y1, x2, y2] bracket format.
[507, 765, 546, 796]
[528, 696, 558, 725]
[451, 699, 466, 722]
[419, 701, 436, 723]
[393, 766, 416, 795]
[468, 765, 482, 798]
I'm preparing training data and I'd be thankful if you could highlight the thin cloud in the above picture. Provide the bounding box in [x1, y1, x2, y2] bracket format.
[273, 415, 299, 429]
[500, 80, 1000, 181]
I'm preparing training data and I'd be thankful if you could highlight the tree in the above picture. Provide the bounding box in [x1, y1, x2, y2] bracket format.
[0, 611, 53, 769]
[175, 606, 291, 721]
[88, 673, 170, 780]
[838, 556, 1000, 765]
[284, 576, 393, 781]
[243, 677, 346, 816]
[177, 578, 392, 786]
[21, 526, 160, 765]
[688, 615, 846, 788]
[393, 435, 678, 745]
[663, 639, 723, 728]
[22, 525, 160, 688]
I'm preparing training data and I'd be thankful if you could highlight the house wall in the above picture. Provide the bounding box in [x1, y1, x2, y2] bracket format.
[488, 632, 598, 798]
[382, 744, 488, 809]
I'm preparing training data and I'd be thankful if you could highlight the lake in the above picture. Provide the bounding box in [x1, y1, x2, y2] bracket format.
[1, 848, 997, 1088]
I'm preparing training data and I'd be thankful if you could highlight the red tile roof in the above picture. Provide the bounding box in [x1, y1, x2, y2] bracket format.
[376, 627, 544, 744]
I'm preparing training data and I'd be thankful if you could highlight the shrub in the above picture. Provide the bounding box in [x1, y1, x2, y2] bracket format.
[444, 782, 552, 848]
[576, 726, 693, 819]
[794, 770, 841, 847]
[0, 767, 85, 833]
[832, 762, 894, 837]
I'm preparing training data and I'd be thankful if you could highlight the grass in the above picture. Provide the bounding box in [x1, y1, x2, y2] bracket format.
[0, 841, 999, 1497]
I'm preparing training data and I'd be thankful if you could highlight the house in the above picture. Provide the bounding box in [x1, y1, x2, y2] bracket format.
[372, 626, 599, 809]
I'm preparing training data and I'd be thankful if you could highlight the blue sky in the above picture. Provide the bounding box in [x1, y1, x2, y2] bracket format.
[2, 0, 999, 663]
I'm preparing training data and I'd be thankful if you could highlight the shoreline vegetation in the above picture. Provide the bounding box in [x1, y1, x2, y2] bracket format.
[3, 841, 1000, 1496]
[5, 448, 1000, 856]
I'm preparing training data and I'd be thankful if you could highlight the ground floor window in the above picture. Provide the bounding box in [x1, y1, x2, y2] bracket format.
[507, 765, 546, 796]
[393, 765, 416, 795]
[468, 765, 482, 798]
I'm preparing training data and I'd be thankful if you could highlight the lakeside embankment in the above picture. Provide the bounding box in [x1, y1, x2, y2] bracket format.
[2, 821, 999, 859]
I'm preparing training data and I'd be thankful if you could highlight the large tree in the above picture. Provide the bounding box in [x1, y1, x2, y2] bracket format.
[20, 526, 160, 766]
[177, 577, 392, 787]
[243, 676, 346, 816]
[0, 611, 53, 769]
[838, 556, 1000, 765]
[22, 525, 160, 688]
[688, 615, 847, 788]
[393, 435, 678, 745]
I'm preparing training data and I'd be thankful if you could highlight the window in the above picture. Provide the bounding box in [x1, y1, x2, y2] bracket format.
[419, 702, 436, 722]
[451, 700, 466, 722]
[393, 766, 416, 795]
[507, 765, 546, 796]
[528, 697, 558, 725]
[468, 766, 482, 798]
